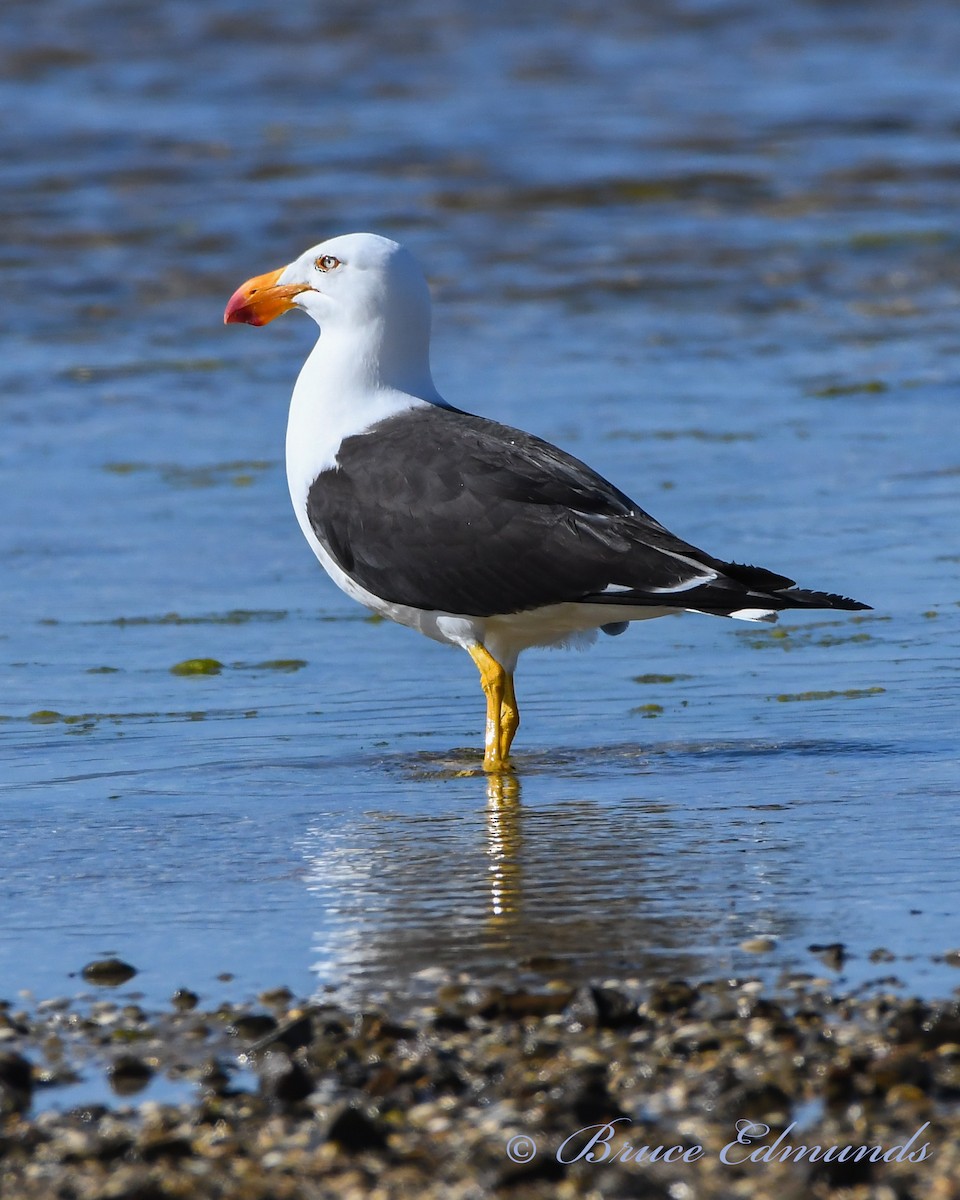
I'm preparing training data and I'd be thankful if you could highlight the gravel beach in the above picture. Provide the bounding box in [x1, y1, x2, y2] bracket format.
[3, 965, 959, 1199]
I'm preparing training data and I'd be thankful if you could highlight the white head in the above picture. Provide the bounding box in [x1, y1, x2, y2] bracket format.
[225, 232, 436, 396]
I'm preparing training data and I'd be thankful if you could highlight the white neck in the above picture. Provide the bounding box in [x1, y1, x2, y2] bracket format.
[285, 324, 443, 517]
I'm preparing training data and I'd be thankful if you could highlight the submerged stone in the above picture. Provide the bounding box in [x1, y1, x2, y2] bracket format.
[81, 958, 138, 987]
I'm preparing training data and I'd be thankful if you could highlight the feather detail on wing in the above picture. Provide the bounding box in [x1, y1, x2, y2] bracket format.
[305, 406, 870, 618]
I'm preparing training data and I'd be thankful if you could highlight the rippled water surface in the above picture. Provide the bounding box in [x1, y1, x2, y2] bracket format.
[2, 0, 959, 1010]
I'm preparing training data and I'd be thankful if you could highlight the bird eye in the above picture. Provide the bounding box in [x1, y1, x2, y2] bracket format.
[315, 255, 341, 272]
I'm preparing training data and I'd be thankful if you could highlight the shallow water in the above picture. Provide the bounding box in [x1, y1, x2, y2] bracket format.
[2, 0, 959, 1015]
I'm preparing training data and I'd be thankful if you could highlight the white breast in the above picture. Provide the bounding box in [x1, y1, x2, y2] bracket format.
[283, 336, 464, 640]
[284, 336, 434, 502]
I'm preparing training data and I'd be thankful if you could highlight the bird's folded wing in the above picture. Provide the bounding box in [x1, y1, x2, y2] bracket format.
[305, 406, 782, 617]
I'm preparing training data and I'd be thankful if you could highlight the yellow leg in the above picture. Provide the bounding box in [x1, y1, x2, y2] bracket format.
[499, 671, 520, 762]
[467, 644, 517, 772]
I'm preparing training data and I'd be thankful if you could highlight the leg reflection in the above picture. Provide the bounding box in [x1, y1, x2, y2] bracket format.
[486, 772, 522, 921]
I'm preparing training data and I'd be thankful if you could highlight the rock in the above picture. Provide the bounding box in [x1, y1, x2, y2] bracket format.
[477, 988, 575, 1019]
[106, 1054, 154, 1096]
[0, 1049, 33, 1116]
[808, 943, 848, 971]
[647, 980, 697, 1014]
[740, 937, 777, 954]
[257, 1050, 314, 1104]
[251, 1012, 315, 1053]
[324, 1104, 388, 1153]
[81, 959, 138, 987]
[227, 1013, 278, 1041]
[588, 984, 642, 1028]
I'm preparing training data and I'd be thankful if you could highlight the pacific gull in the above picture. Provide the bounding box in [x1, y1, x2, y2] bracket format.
[224, 232, 869, 771]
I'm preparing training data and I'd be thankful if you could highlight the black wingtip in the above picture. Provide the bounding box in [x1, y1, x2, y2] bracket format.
[780, 588, 872, 612]
[723, 561, 871, 612]
[723, 560, 796, 591]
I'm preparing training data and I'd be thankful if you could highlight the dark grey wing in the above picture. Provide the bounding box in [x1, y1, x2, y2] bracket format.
[306, 406, 869, 617]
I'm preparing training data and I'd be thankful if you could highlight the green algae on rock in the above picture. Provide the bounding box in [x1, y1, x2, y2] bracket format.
[773, 687, 885, 703]
[170, 658, 224, 676]
[633, 673, 693, 684]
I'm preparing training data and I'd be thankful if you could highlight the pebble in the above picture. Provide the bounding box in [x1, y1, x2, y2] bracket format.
[0, 1049, 33, 1116]
[0, 971, 958, 1198]
[80, 959, 138, 987]
[740, 937, 777, 953]
[107, 1054, 155, 1096]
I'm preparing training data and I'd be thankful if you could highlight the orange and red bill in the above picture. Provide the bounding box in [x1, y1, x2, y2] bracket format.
[224, 267, 310, 326]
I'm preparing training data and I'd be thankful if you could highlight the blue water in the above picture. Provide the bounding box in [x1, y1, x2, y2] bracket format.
[1, 0, 959, 1012]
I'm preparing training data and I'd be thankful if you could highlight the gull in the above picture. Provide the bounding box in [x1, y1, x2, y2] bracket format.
[225, 233, 868, 771]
